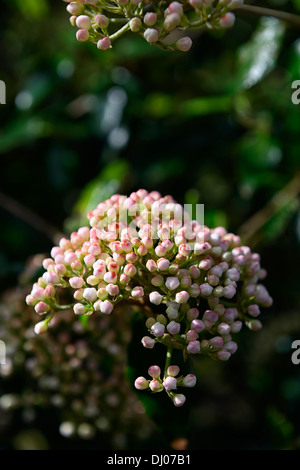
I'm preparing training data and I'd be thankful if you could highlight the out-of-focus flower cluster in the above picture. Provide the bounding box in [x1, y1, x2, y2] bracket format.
[25, 189, 273, 406]
[0, 257, 154, 446]
[63, 0, 244, 52]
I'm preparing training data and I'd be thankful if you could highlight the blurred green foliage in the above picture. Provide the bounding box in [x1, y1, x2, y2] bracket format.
[0, 0, 300, 450]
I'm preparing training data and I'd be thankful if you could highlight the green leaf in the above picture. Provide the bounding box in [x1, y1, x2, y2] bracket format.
[66, 159, 130, 231]
[230, 17, 285, 92]
[179, 95, 232, 117]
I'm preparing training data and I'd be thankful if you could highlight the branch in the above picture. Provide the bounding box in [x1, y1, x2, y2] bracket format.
[0, 191, 62, 243]
[238, 172, 300, 246]
[235, 4, 300, 28]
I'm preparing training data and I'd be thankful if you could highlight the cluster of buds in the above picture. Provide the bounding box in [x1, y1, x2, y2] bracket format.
[135, 365, 196, 407]
[1, 274, 154, 444]
[63, 0, 244, 52]
[25, 189, 273, 406]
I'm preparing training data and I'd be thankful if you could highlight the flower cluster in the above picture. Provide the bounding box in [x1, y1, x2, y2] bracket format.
[25, 189, 273, 406]
[135, 365, 196, 407]
[63, 0, 244, 52]
[1, 265, 154, 445]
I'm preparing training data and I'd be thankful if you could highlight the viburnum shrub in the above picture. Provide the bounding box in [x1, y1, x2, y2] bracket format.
[63, 0, 244, 52]
[26, 189, 273, 407]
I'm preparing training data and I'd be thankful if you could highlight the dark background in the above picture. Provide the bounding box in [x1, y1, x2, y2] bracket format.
[0, 0, 300, 450]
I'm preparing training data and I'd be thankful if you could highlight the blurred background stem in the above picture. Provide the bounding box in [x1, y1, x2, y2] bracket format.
[236, 4, 300, 27]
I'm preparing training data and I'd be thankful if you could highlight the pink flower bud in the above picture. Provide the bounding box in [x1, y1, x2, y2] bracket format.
[104, 271, 117, 284]
[131, 286, 144, 299]
[220, 12, 236, 29]
[217, 322, 231, 335]
[106, 284, 119, 296]
[164, 12, 181, 31]
[84, 254, 95, 267]
[199, 257, 213, 271]
[95, 14, 109, 28]
[76, 15, 91, 30]
[137, 244, 148, 256]
[157, 258, 170, 271]
[186, 329, 199, 342]
[151, 275, 164, 287]
[189, 265, 200, 279]
[77, 226, 90, 241]
[217, 349, 231, 361]
[124, 263, 137, 277]
[76, 29, 90, 42]
[187, 340, 200, 354]
[34, 320, 48, 335]
[26, 295, 38, 306]
[248, 304, 260, 318]
[146, 259, 157, 272]
[149, 379, 162, 392]
[167, 321, 180, 335]
[223, 285, 236, 299]
[199, 283, 213, 297]
[173, 394, 186, 407]
[189, 283, 201, 297]
[34, 301, 49, 315]
[182, 374, 197, 387]
[43, 271, 60, 285]
[163, 376, 177, 391]
[148, 365, 161, 378]
[187, 308, 199, 320]
[141, 336, 156, 349]
[74, 289, 84, 300]
[167, 365, 180, 377]
[151, 322, 165, 337]
[226, 268, 240, 281]
[69, 277, 84, 289]
[209, 336, 224, 349]
[175, 290, 189, 304]
[31, 285, 45, 300]
[99, 300, 113, 315]
[203, 310, 218, 323]
[188, 0, 203, 8]
[54, 263, 67, 276]
[82, 288, 97, 302]
[246, 319, 262, 331]
[167, 2, 183, 15]
[224, 341, 238, 354]
[74, 303, 87, 315]
[155, 244, 167, 257]
[126, 252, 138, 264]
[231, 320, 242, 333]
[134, 377, 149, 390]
[119, 273, 130, 285]
[149, 291, 163, 305]
[223, 308, 238, 323]
[43, 258, 55, 269]
[144, 28, 159, 44]
[97, 37, 111, 50]
[130, 17, 142, 32]
[66, 2, 84, 15]
[165, 276, 180, 290]
[190, 319, 205, 333]
[176, 36, 193, 52]
[44, 285, 55, 298]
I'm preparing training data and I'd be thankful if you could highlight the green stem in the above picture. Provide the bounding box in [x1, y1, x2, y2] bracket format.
[53, 303, 74, 311]
[164, 346, 173, 379]
[236, 4, 300, 27]
[109, 21, 131, 41]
